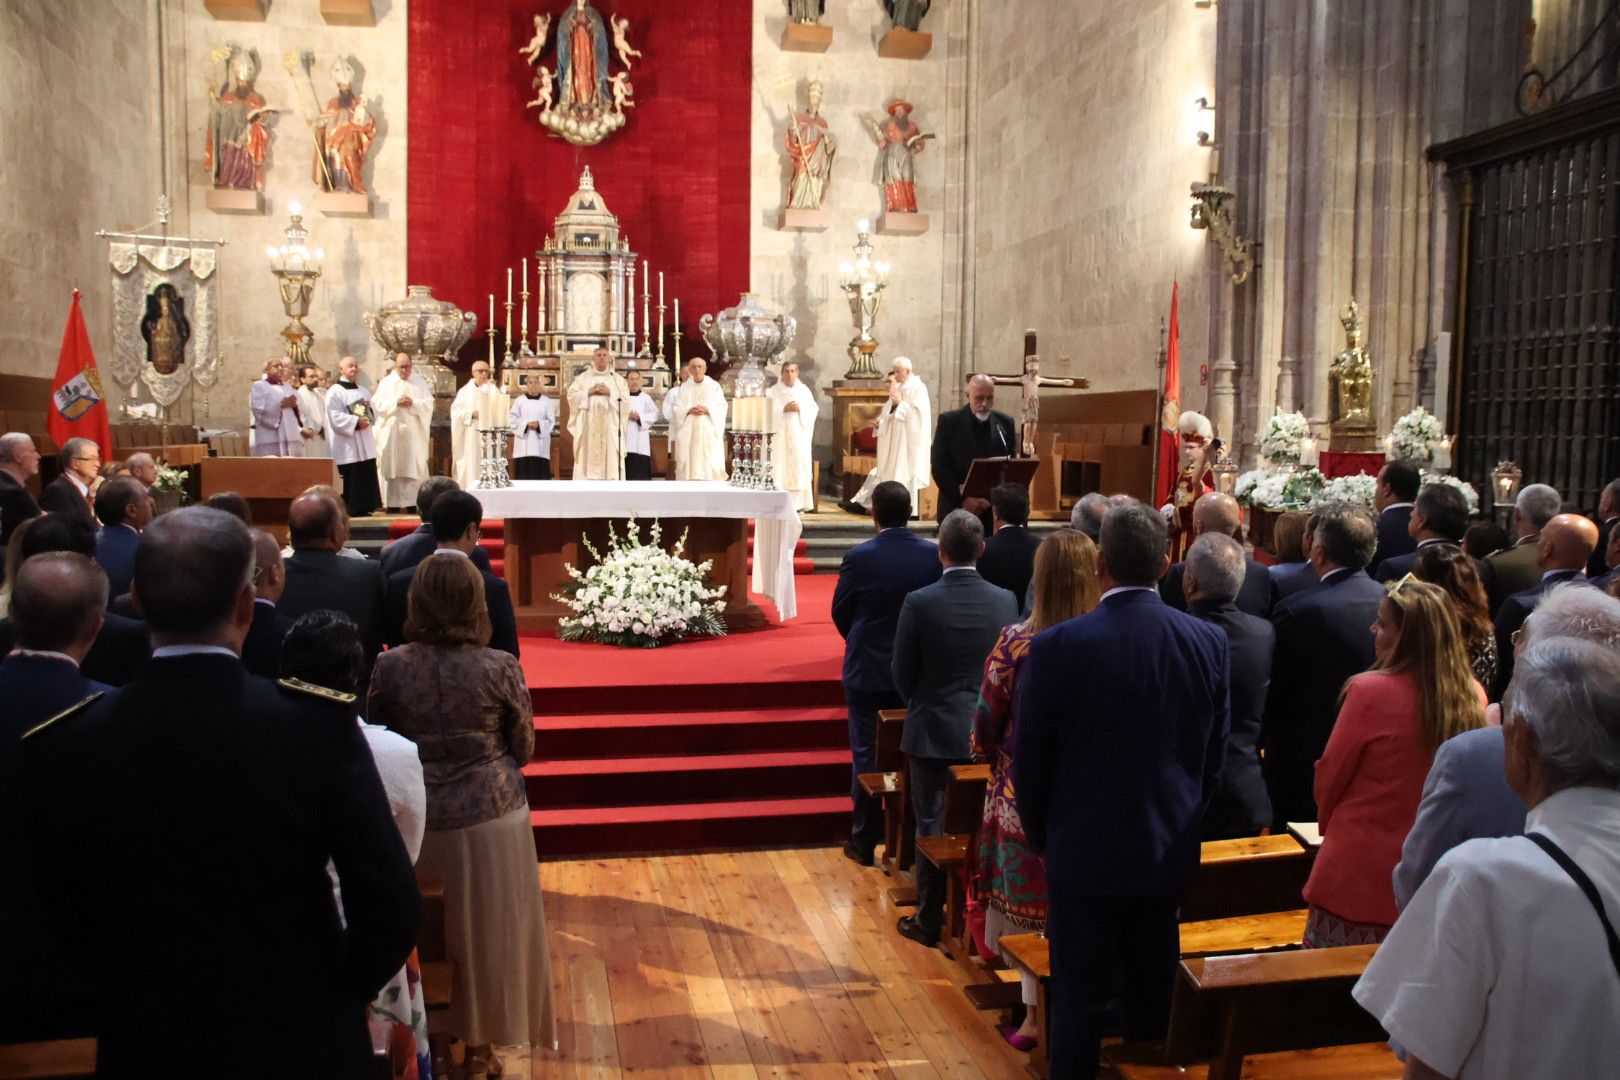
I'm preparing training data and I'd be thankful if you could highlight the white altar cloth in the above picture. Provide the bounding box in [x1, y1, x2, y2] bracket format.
[473, 481, 801, 620]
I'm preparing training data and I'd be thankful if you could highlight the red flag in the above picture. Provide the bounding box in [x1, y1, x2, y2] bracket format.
[47, 290, 111, 455]
[1154, 282, 1182, 507]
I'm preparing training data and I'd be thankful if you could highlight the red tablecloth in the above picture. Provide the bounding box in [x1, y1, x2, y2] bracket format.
[1319, 451, 1385, 480]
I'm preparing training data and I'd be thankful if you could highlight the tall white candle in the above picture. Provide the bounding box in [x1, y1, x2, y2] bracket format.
[488, 294, 495, 331]
[506, 267, 512, 307]
[659, 272, 665, 308]
[522, 258, 528, 296]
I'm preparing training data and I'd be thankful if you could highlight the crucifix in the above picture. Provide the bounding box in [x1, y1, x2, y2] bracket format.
[985, 329, 1090, 457]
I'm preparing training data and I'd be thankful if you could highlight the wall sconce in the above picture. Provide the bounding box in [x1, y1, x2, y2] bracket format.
[1196, 130, 1216, 148]
[1194, 96, 1213, 111]
[1189, 182, 1254, 284]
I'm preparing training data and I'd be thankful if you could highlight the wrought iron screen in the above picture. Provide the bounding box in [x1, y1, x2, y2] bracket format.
[1431, 89, 1620, 509]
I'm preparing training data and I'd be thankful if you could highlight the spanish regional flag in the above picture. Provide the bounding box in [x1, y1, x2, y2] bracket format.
[47, 290, 111, 455]
[1154, 282, 1182, 508]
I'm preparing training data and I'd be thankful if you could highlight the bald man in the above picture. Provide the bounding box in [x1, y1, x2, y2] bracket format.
[1157, 492, 1276, 617]
[125, 453, 159, 489]
[277, 492, 386, 660]
[929, 372, 1015, 523]
[241, 528, 292, 679]
[1491, 512, 1601, 697]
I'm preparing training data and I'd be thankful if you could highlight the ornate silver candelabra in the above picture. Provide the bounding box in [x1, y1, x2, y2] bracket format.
[838, 220, 890, 380]
[267, 202, 323, 366]
[478, 428, 513, 489]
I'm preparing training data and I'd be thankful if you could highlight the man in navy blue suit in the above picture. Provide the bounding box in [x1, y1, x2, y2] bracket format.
[1017, 503, 1230, 1078]
[383, 490, 519, 658]
[1369, 459, 1420, 575]
[1261, 502, 1384, 824]
[1490, 513, 1597, 697]
[831, 480, 942, 865]
[93, 476, 154, 603]
[379, 476, 492, 577]
[0, 552, 109, 1040]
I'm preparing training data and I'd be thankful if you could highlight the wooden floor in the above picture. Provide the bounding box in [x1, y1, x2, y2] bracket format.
[502, 846, 1031, 1079]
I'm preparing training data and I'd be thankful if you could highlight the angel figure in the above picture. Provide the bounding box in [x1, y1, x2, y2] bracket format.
[527, 68, 555, 112]
[519, 13, 552, 65]
[986, 352, 1090, 457]
[611, 14, 641, 69]
[609, 71, 635, 113]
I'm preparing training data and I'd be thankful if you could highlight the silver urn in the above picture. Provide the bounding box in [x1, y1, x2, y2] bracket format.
[699, 292, 796, 392]
[363, 285, 478, 391]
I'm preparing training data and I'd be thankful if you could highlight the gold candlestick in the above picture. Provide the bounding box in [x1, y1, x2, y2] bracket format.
[655, 302, 667, 365]
[520, 285, 531, 355]
[641, 261, 652, 356]
[487, 294, 496, 369]
[503, 297, 515, 365]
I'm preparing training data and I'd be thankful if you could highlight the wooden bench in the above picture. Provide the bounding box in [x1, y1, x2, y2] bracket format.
[0, 1039, 96, 1080]
[914, 764, 990, 957]
[1182, 834, 1313, 921]
[857, 708, 910, 879]
[416, 872, 452, 1013]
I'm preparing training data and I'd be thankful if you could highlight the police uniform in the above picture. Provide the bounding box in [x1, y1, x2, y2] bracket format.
[22, 647, 420, 1078]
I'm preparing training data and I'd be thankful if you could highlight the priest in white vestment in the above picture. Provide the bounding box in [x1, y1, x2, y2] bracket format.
[673, 357, 728, 482]
[372, 352, 434, 509]
[449, 359, 499, 490]
[567, 348, 630, 481]
[623, 366, 660, 481]
[295, 363, 329, 458]
[662, 361, 691, 477]
[250, 357, 308, 457]
[768, 360, 820, 511]
[852, 355, 931, 511]
[508, 373, 557, 480]
[325, 355, 382, 517]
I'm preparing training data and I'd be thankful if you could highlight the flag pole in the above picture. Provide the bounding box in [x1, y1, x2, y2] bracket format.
[1150, 313, 1166, 503]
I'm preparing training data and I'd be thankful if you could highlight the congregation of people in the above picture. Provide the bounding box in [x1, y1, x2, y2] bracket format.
[0, 428, 553, 1079]
[834, 448, 1620, 1077]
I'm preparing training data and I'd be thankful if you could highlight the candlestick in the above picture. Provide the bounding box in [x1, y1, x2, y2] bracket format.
[487, 293, 497, 367]
[641, 271, 652, 357]
[658, 271, 665, 310]
[506, 267, 512, 307]
[625, 263, 635, 345]
[673, 298, 682, 369]
[657, 302, 666, 364]
[503, 294, 514, 364]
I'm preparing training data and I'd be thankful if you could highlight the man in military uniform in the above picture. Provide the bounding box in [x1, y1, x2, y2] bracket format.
[22, 507, 420, 1076]
[0, 552, 108, 1041]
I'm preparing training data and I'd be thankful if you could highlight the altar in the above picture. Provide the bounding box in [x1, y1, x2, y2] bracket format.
[472, 481, 802, 633]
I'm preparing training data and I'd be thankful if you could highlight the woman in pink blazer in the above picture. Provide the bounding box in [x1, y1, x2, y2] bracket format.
[1303, 577, 1486, 947]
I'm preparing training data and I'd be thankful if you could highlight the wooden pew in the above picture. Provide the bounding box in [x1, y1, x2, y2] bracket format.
[1181, 834, 1313, 921]
[857, 708, 909, 879]
[932, 763, 990, 955]
[0, 1040, 96, 1079]
[416, 872, 451, 1014]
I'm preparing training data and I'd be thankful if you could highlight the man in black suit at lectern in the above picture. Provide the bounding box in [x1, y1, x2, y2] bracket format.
[932, 373, 1017, 524]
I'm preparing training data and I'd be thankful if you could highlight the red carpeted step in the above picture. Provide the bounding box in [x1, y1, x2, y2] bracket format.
[534, 706, 848, 759]
[533, 677, 844, 717]
[747, 556, 817, 576]
[745, 537, 809, 557]
[386, 518, 506, 540]
[524, 748, 851, 808]
[530, 795, 848, 858]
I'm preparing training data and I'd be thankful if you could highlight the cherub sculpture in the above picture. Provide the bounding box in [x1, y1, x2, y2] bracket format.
[611, 14, 641, 69]
[519, 13, 551, 65]
[526, 67, 555, 113]
[609, 71, 635, 113]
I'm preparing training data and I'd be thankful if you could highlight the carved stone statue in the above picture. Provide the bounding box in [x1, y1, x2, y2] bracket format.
[788, 0, 825, 23]
[205, 47, 273, 191]
[314, 56, 375, 194]
[867, 100, 933, 214]
[1329, 297, 1376, 442]
[883, 0, 931, 31]
[141, 284, 191, 377]
[786, 81, 836, 210]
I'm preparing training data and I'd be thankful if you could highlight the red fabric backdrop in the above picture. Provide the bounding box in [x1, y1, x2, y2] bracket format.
[407, 0, 751, 365]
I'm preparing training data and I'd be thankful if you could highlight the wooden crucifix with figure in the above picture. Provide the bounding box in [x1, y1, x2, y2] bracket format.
[985, 329, 1090, 457]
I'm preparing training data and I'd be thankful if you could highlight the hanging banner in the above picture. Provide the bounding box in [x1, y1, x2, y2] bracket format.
[107, 242, 221, 409]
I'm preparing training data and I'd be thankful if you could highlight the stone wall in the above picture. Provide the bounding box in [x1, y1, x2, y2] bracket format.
[165, 0, 408, 429]
[968, 0, 1218, 410]
[747, 0, 962, 452]
[0, 0, 158, 392]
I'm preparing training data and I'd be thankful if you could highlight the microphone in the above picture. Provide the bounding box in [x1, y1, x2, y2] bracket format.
[994, 422, 1009, 452]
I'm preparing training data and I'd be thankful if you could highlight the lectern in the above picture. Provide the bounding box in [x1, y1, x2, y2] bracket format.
[200, 457, 338, 544]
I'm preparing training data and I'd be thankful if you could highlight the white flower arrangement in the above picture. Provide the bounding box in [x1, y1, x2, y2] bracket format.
[552, 518, 728, 648]
[1389, 406, 1446, 465]
[1259, 411, 1310, 465]
[1316, 472, 1378, 512]
[1234, 465, 1326, 510]
[1420, 470, 1481, 516]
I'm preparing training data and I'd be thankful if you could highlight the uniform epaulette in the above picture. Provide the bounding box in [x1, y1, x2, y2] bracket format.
[20, 692, 105, 742]
[277, 677, 358, 706]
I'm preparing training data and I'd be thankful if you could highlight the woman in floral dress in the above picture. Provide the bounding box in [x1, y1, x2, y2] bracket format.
[971, 528, 1100, 1050]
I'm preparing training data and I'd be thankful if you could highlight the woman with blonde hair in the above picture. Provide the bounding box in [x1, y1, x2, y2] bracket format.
[971, 528, 1101, 1050]
[368, 553, 554, 1077]
[1302, 577, 1486, 947]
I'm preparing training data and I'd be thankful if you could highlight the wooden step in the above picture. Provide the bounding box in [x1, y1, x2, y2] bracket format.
[530, 794, 848, 858]
[524, 748, 851, 807]
[533, 706, 849, 759]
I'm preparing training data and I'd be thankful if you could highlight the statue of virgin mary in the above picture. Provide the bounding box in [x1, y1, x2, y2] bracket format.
[556, 0, 610, 113]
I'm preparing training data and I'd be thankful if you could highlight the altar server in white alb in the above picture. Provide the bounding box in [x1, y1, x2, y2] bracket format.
[662, 360, 691, 477]
[508, 372, 557, 480]
[673, 357, 728, 482]
[623, 365, 660, 481]
[768, 360, 820, 511]
[294, 363, 329, 458]
[325, 355, 382, 518]
[567, 348, 630, 481]
[449, 360, 498, 490]
[250, 357, 308, 457]
[372, 352, 434, 510]
[853, 355, 931, 511]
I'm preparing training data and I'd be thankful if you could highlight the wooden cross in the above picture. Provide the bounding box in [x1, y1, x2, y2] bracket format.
[985, 329, 1090, 457]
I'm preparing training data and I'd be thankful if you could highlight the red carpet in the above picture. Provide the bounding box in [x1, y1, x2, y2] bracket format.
[520, 574, 851, 857]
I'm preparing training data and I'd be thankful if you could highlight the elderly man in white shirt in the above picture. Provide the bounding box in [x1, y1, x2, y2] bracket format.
[1354, 636, 1620, 1080]
[507, 372, 557, 480]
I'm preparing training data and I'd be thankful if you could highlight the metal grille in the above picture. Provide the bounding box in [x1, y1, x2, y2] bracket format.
[1437, 98, 1620, 509]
